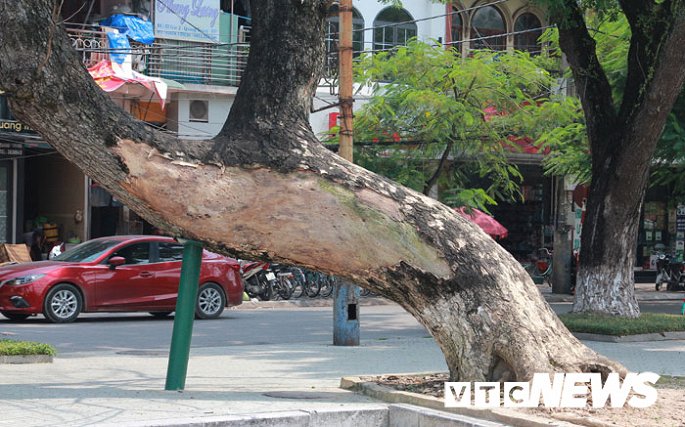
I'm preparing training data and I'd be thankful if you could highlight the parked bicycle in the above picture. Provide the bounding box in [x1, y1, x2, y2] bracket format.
[268, 264, 294, 300]
[522, 248, 553, 287]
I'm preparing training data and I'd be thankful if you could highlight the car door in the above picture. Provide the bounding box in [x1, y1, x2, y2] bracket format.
[93, 241, 158, 310]
[148, 241, 186, 307]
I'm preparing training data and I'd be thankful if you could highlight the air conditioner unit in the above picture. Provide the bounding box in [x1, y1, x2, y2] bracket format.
[189, 100, 209, 122]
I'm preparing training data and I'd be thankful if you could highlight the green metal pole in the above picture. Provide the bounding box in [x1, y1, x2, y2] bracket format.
[165, 240, 203, 391]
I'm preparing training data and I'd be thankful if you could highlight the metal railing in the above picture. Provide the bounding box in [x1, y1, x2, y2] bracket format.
[145, 38, 249, 87]
[66, 24, 250, 87]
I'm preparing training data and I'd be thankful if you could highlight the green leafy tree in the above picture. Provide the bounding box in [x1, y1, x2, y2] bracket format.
[536, 13, 685, 218]
[352, 41, 562, 210]
[535, 0, 685, 317]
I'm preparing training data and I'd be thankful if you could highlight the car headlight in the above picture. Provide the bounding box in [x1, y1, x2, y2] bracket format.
[3, 274, 46, 286]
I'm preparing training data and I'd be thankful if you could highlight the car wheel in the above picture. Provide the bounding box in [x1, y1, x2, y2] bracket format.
[43, 284, 82, 323]
[196, 283, 225, 319]
[149, 311, 173, 318]
[1, 311, 30, 321]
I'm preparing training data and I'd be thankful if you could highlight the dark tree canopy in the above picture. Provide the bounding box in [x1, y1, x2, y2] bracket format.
[538, 0, 685, 317]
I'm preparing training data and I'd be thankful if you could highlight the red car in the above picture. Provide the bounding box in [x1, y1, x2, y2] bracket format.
[0, 235, 243, 323]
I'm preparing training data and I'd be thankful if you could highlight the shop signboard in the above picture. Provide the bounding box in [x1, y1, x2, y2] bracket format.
[573, 206, 583, 251]
[0, 119, 33, 134]
[0, 142, 22, 157]
[0, 119, 28, 157]
[676, 204, 685, 261]
[154, 0, 220, 42]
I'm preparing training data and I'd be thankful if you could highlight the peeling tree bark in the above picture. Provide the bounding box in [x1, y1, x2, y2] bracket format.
[0, 0, 625, 381]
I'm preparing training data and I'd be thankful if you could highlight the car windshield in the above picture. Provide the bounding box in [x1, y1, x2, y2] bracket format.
[52, 239, 122, 263]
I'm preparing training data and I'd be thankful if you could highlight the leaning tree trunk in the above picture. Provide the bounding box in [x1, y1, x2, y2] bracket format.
[0, 0, 624, 381]
[555, 2, 685, 318]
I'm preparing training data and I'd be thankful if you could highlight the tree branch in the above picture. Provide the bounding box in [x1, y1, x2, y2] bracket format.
[423, 140, 454, 195]
[550, 0, 617, 161]
[618, 2, 685, 156]
[619, 0, 655, 25]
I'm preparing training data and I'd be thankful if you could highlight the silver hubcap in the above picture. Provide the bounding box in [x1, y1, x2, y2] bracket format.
[50, 290, 78, 319]
[198, 287, 222, 315]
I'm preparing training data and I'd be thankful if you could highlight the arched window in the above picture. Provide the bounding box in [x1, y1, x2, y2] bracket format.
[373, 7, 417, 52]
[325, 6, 365, 58]
[470, 6, 506, 51]
[325, 6, 365, 75]
[514, 13, 543, 54]
[450, 7, 464, 48]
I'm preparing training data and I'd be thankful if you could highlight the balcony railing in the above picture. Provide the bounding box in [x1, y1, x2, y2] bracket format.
[66, 24, 250, 87]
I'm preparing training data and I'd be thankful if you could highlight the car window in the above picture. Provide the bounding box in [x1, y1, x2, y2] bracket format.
[112, 243, 151, 265]
[54, 239, 121, 262]
[158, 242, 184, 262]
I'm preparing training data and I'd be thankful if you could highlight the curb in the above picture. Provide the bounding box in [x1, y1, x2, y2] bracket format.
[0, 354, 53, 364]
[95, 404, 508, 427]
[232, 296, 393, 310]
[540, 294, 685, 303]
[340, 376, 580, 427]
[573, 331, 685, 342]
[231, 293, 683, 310]
[97, 407, 389, 427]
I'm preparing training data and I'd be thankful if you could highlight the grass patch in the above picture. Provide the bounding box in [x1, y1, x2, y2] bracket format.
[559, 312, 685, 336]
[0, 339, 56, 356]
[656, 375, 685, 389]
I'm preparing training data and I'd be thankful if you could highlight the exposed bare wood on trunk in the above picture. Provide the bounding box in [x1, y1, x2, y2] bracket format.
[0, 0, 625, 381]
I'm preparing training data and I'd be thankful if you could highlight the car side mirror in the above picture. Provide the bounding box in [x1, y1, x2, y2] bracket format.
[108, 256, 126, 269]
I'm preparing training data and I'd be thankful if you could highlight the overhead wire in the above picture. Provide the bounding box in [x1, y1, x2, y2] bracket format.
[67, 0, 542, 56]
[34, 1, 558, 141]
[327, 0, 510, 38]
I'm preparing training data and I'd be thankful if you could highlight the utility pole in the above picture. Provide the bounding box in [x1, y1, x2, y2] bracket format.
[338, 0, 354, 162]
[552, 176, 573, 294]
[333, 0, 360, 346]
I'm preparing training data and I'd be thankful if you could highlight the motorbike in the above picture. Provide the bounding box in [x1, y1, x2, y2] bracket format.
[240, 261, 294, 301]
[240, 260, 275, 301]
[655, 254, 685, 291]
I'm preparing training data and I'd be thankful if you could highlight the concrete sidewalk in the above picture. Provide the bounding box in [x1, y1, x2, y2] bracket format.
[537, 281, 685, 303]
[232, 282, 685, 308]
[1, 331, 684, 426]
[0, 337, 447, 427]
[1, 285, 683, 427]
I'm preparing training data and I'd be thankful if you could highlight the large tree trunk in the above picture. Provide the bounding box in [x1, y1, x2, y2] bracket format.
[554, 2, 685, 317]
[0, 0, 624, 381]
[573, 135, 647, 317]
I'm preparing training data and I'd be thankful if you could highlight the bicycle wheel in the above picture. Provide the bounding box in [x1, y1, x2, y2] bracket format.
[305, 271, 321, 297]
[258, 276, 273, 301]
[290, 279, 304, 299]
[319, 275, 335, 298]
[289, 268, 305, 299]
[277, 278, 293, 300]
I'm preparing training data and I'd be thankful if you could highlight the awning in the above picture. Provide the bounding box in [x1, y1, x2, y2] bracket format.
[88, 60, 168, 107]
[455, 207, 509, 239]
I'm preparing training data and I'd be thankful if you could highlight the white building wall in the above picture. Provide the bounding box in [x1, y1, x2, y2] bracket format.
[172, 93, 234, 140]
[354, 0, 447, 48]
[167, 0, 545, 140]
[311, 0, 446, 137]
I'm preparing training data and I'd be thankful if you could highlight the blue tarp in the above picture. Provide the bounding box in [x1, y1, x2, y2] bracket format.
[101, 14, 154, 44]
[106, 32, 130, 64]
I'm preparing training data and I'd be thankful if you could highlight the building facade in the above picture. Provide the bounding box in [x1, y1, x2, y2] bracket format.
[0, 0, 556, 265]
